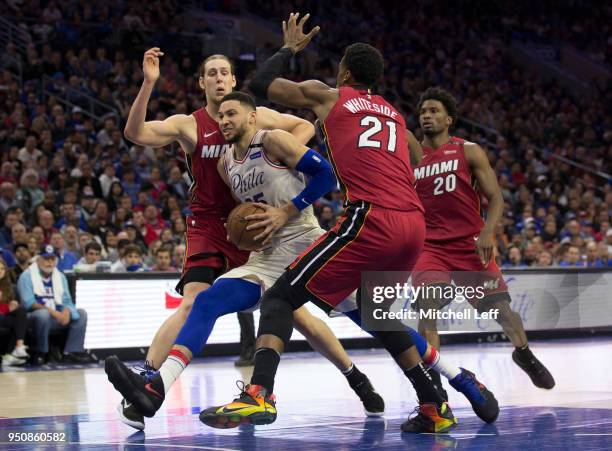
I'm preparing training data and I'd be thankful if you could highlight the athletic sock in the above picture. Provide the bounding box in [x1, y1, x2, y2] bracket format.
[515, 344, 530, 353]
[423, 346, 461, 381]
[250, 348, 281, 394]
[342, 364, 365, 388]
[404, 362, 445, 406]
[158, 349, 189, 394]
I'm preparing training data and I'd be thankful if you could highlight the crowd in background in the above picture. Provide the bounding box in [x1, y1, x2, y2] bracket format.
[0, 0, 610, 279]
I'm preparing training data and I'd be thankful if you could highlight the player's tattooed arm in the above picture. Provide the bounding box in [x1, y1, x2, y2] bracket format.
[406, 129, 423, 166]
[125, 48, 197, 152]
[465, 143, 504, 265]
[256, 106, 315, 145]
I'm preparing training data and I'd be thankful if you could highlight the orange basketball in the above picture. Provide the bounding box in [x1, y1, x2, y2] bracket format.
[226, 203, 267, 251]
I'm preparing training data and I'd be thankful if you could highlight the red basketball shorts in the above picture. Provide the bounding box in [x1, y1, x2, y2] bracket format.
[285, 201, 426, 312]
[412, 235, 508, 302]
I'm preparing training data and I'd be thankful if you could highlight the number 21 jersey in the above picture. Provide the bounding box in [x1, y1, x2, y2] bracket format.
[322, 86, 423, 212]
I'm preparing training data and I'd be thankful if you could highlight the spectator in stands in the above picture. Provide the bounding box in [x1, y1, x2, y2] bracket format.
[535, 250, 553, 267]
[167, 166, 188, 200]
[10, 222, 28, 249]
[17, 169, 45, 213]
[0, 209, 19, 247]
[99, 163, 120, 197]
[106, 181, 125, 212]
[62, 225, 80, 255]
[17, 134, 43, 165]
[503, 246, 526, 268]
[0, 182, 19, 214]
[74, 241, 103, 273]
[559, 245, 584, 267]
[50, 231, 77, 272]
[585, 241, 605, 268]
[173, 244, 185, 271]
[317, 205, 336, 230]
[151, 246, 175, 272]
[10, 243, 32, 284]
[113, 243, 145, 273]
[18, 244, 95, 364]
[110, 239, 131, 272]
[39, 210, 58, 245]
[0, 257, 29, 366]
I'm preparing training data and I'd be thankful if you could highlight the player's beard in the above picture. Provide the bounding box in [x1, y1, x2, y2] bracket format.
[225, 122, 247, 143]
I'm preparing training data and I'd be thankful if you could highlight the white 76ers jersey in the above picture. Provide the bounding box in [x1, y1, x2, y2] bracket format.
[222, 129, 320, 244]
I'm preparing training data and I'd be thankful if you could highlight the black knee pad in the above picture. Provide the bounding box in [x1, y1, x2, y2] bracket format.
[371, 329, 415, 358]
[257, 275, 302, 344]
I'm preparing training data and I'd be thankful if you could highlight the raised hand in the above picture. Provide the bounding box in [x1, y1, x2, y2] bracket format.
[143, 47, 164, 83]
[282, 13, 320, 54]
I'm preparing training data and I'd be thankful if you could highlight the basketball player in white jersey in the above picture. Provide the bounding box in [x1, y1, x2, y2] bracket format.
[104, 91, 386, 421]
[112, 49, 382, 430]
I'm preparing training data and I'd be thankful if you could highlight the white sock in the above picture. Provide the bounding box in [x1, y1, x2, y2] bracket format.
[158, 354, 188, 394]
[425, 347, 461, 380]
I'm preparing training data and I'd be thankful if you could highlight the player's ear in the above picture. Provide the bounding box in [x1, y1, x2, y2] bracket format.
[231, 74, 237, 89]
[249, 110, 256, 125]
[198, 76, 206, 91]
[446, 116, 453, 127]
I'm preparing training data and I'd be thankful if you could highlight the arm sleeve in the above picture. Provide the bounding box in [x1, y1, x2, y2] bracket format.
[291, 149, 337, 211]
[249, 48, 293, 99]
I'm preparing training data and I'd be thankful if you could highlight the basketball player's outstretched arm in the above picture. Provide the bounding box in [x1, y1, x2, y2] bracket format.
[249, 13, 338, 119]
[465, 143, 504, 265]
[124, 48, 196, 151]
[256, 106, 315, 145]
[245, 129, 336, 245]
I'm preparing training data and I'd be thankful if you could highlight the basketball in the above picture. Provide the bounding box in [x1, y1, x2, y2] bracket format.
[226, 203, 267, 251]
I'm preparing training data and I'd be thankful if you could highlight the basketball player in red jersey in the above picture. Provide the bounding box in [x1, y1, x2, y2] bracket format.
[413, 87, 555, 390]
[200, 14, 476, 433]
[113, 48, 386, 430]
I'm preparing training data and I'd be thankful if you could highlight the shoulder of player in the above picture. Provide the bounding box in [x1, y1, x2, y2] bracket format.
[262, 128, 290, 148]
[462, 141, 487, 167]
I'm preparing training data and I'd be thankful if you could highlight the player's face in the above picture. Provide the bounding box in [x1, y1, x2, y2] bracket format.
[335, 57, 350, 88]
[419, 100, 452, 136]
[219, 100, 256, 143]
[199, 59, 236, 104]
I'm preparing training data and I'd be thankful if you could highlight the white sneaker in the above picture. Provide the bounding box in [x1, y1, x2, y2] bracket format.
[2, 353, 26, 366]
[12, 346, 29, 359]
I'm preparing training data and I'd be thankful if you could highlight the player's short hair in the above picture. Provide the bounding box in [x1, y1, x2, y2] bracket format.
[343, 43, 384, 88]
[418, 87, 458, 124]
[220, 91, 256, 112]
[200, 54, 234, 76]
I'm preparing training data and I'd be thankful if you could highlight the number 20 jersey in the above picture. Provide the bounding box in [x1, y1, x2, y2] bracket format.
[414, 136, 484, 241]
[322, 86, 423, 213]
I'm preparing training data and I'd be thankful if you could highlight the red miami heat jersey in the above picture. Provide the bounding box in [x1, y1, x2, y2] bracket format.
[322, 87, 423, 212]
[414, 137, 484, 241]
[187, 108, 237, 219]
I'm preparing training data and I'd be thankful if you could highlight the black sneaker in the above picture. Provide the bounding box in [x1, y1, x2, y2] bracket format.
[105, 355, 165, 417]
[449, 368, 499, 423]
[349, 374, 385, 417]
[117, 398, 145, 430]
[64, 352, 99, 364]
[512, 348, 555, 389]
[401, 402, 457, 433]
